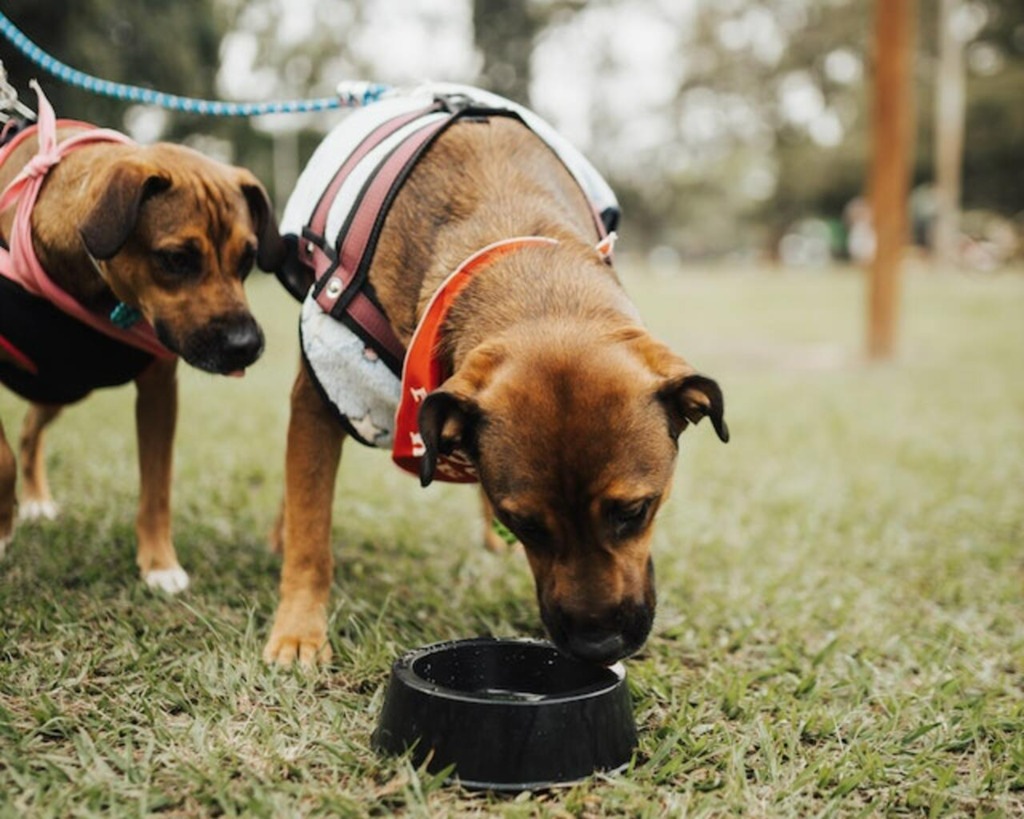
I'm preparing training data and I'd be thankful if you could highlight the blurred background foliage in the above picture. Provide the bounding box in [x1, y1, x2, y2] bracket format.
[2, 0, 1022, 266]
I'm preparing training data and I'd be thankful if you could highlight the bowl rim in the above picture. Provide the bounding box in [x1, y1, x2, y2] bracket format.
[391, 636, 626, 707]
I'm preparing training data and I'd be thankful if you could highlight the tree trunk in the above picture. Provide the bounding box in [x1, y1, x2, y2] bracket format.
[932, 0, 966, 267]
[867, 0, 917, 360]
[472, 0, 535, 105]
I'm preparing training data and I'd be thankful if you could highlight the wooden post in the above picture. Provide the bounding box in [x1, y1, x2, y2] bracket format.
[867, 0, 917, 360]
[933, 0, 967, 267]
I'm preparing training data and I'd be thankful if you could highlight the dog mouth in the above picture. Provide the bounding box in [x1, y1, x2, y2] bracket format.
[540, 600, 654, 666]
[156, 315, 265, 375]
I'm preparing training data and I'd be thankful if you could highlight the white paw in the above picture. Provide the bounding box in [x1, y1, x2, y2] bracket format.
[144, 566, 190, 594]
[20, 499, 59, 521]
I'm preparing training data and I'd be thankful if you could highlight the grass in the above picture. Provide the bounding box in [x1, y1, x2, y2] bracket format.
[1, 264, 1022, 817]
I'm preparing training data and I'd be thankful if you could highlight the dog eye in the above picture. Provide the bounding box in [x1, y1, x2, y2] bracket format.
[237, 245, 256, 280]
[155, 248, 201, 278]
[504, 513, 548, 545]
[607, 497, 655, 539]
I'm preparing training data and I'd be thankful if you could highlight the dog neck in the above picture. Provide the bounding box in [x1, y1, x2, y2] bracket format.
[440, 238, 641, 371]
[26, 139, 129, 314]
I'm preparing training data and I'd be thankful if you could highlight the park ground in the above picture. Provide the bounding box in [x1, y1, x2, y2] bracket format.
[0, 265, 1022, 817]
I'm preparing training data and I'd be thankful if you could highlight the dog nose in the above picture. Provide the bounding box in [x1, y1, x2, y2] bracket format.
[179, 313, 266, 374]
[221, 318, 264, 366]
[542, 600, 654, 665]
[565, 628, 627, 665]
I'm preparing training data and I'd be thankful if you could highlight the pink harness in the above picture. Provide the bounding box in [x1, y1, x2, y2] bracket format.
[0, 82, 173, 360]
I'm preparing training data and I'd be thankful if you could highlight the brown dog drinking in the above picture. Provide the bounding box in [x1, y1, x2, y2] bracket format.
[0, 83, 283, 590]
[266, 85, 727, 667]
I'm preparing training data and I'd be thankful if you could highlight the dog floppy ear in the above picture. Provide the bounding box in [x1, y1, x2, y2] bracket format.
[658, 373, 729, 442]
[79, 162, 170, 259]
[418, 389, 480, 487]
[236, 170, 286, 273]
[622, 328, 729, 443]
[417, 343, 505, 486]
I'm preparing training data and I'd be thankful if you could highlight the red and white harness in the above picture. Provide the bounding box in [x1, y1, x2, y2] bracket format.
[284, 89, 618, 482]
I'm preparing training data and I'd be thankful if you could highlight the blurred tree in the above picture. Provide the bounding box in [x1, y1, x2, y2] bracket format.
[932, 0, 967, 264]
[868, 0, 916, 359]
[0, 0, 281, 200]
[472, 0, 536, 105]
[5, 0, 1020, 257]
[1, 0, 226, 138]
[959, 0, 1024, 215]
[549, 0, 1023, 260]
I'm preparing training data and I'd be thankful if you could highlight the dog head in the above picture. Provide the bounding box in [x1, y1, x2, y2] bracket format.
[419, 323, 728, 664]
[78, 144, 285, 374]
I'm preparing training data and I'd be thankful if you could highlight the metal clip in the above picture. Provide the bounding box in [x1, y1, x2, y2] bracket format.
[0, 59, 38, 122]
[434, 92, 476, 116]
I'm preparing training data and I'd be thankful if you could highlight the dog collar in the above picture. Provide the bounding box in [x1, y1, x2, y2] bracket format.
[392, 236, 559, 482]
[82, 246, 144, 329]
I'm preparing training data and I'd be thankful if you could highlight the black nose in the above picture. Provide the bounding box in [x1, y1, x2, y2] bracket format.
[542, 603, 652, 665]
[221, 319, 264, 366]
[565, 628, 627, 665]
[176, 313, 265, 374]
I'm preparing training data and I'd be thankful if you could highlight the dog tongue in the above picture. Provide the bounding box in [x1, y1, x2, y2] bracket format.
[227, 369, 246, 378]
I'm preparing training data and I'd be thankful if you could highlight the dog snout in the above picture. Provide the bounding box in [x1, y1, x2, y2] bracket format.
[566, 627, 627, 665]
[543, 602, 653, 665]
[220, 317, 264, 365]
[176, 313, 265, 374]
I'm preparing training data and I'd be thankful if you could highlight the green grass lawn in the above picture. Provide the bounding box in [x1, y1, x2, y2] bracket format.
[1, 266, 1022, 817]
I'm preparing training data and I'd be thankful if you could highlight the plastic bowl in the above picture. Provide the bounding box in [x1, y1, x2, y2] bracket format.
[371, 637, 637, 791]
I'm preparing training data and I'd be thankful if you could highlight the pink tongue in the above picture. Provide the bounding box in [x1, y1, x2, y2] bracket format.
[227, 369, 246, 378]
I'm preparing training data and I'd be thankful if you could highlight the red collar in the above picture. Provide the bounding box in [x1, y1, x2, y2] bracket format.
[392, 236, 559, 482]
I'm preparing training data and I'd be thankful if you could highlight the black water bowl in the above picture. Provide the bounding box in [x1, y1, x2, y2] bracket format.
[371, 637, 637, 791]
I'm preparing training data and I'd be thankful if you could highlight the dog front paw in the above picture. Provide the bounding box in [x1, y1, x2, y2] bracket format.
[19, 499, 59, 521]
[143, 566, 190, 594]
[264, 603, 330, 668]
[0, 532, 10, 561]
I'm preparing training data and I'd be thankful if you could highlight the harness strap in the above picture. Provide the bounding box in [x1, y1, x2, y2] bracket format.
[310, 106, 454, 369]
[313, 114, 450, 304]
[307, 108, 429, 244]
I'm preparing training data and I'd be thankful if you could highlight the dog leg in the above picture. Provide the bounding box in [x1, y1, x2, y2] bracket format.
[268, 498, 285, 555]
[0, 419, 16, 559]
[134, 358, 188, 593]
[264, 366, 343, 668]
[18, 403, 62, 521]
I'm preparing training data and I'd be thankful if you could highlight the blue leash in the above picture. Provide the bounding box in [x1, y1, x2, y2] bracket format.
[0, 11, 390, 115]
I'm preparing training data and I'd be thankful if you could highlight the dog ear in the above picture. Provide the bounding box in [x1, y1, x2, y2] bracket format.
[622, 328, 729, 443]
[237, 173, 286, 273]
[79, 163, 170, 260]
[658, 373, 729, 442]
[417, 343, 505, 486]
[418, 389, 481, 487]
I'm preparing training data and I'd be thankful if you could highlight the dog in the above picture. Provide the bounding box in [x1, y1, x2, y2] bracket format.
[0, 84, 283, 590]
[264, 85, 727, 667]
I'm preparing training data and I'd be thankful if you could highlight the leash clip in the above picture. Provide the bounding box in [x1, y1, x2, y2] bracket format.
[0, 59, 36, 123]
[434, 93, 476, 116]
